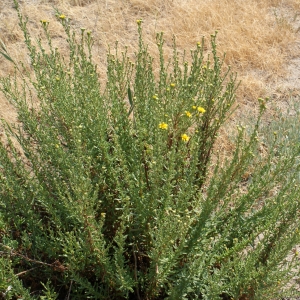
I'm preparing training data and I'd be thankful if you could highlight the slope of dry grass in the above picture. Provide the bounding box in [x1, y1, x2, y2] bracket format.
[0, 0, 299, 144]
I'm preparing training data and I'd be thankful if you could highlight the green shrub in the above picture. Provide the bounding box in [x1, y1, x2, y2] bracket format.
[0, 2, 300, 299]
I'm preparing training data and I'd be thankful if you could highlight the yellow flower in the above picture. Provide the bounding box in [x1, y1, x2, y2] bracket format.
[197, 106, 206, 113]
[159, 122, 168, 130]
[185, 111, 192, 118]
[192, 105, 197, 110]
[40, 20, 48, 25]
[181, 134, 190, 142]
[59, 14, 66, 20]
[170, 83, 176, 88]
[136, 19, 142, 25]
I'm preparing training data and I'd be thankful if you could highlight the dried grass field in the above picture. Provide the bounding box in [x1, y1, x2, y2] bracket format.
[1, 0, 300, 116]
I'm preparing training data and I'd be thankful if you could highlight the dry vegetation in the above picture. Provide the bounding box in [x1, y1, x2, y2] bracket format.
[0, 0, 300, 137]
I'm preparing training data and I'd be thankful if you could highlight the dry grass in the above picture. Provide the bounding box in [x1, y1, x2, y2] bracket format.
[0, 0, 299, 145]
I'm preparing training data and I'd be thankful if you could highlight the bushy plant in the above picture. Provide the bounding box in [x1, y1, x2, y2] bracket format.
[0, 2, 300, 299]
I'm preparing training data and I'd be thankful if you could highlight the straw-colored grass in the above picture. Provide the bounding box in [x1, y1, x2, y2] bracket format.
[0, 0, 299, 128]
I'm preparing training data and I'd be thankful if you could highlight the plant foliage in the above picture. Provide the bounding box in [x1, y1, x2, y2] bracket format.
[0, 2, 300, 299]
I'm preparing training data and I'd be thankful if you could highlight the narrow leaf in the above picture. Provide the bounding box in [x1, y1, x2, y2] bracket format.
[0, 39, 7, 52]
[127, 87, 134, 116]
[128, 87, 133, 107]
[0, 51, 15, 64]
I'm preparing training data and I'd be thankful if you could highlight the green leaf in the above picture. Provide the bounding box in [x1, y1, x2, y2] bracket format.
[128, 87, 133, 107]
[127, 86, 134, 116]
[0, 39, 7, 52]
[0, 51, 15, 64]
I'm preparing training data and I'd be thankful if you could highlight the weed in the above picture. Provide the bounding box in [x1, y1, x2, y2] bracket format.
[0, 2, 300, 299]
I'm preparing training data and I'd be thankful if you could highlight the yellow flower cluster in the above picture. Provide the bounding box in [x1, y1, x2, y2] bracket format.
[197, 106, 206, 113]
[192, 106, 206, 114]
[185, 111, 192, 118]
[181, 134, 190, 142]
[159, 122, 168, 130]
